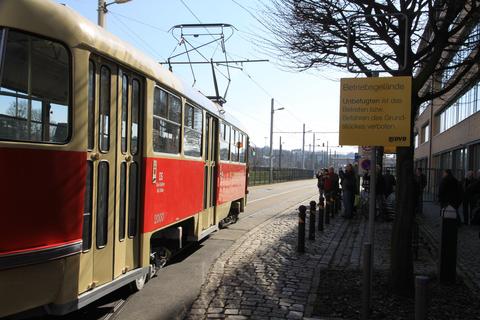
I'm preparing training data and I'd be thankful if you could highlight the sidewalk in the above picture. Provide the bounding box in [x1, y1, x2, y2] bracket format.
[184, 200, 409, 320]
[419, 201, 480, 292]
[184, 199, 480, 320]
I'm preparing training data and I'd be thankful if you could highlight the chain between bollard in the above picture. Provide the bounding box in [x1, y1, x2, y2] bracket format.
[298, 205, 306, 253]
[309, 201, 316, 240]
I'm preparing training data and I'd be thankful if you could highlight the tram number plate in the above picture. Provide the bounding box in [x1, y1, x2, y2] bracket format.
[153, 213, 165, 225]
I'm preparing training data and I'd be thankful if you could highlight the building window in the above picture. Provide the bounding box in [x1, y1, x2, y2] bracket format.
[437, 82, 480, 134]
[153, 87, 181, 154]
[421, 123, 429, 143]
[418, 101, 429, 116]
[0, 29, 70, 143]
[414, 133, 419, 148]
[442, 24, 480, 89]
[184, 104, 203, 157]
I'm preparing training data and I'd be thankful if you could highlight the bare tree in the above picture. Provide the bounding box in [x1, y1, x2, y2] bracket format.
[262, 0, 480, 295]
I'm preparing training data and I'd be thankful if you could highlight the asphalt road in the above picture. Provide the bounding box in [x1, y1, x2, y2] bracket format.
[34, 179, 318, 320]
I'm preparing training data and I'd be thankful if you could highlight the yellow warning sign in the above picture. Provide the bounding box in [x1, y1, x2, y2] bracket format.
[339, 76, 411, 147]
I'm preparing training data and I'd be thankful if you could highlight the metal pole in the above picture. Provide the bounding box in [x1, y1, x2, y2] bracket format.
[361, 243, 372, 320]
[312, 133, 316, 171]
[302, 123, 306, 169]
[269, 98, 274, 184]
[368, 147, 377, 243]
[415, 276, 429, 320]
[98, 0, 106, 27]
[279, 136, 282, 169]
[326, 141, 329, 167]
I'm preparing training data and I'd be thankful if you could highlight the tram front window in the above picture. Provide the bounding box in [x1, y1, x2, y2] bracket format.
[0, 29, 70, 143]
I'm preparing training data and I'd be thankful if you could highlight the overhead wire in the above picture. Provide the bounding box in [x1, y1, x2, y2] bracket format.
[177, 0, 308, 136]
[108, 10, 169, 34]
[109, 13, 167, 61]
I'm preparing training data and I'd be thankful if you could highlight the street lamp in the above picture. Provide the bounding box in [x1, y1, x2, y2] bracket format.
[98, 0, 132, 28]
[269, 98, 284, 183]
[302, 126, 312, 169]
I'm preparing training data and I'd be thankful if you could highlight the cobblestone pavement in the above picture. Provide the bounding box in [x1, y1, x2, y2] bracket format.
[185, 201, 410, 320]
[419, 202, 480, 291]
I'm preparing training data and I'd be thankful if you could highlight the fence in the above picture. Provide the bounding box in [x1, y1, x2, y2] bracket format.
[383, 167, 466, 202]
[248, 167, 314, 186]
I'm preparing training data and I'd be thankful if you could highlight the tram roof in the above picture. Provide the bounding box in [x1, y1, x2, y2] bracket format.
[0, 0, 247, 133]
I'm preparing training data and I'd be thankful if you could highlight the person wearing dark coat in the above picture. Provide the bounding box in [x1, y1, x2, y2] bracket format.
[462, 171, 476, 224]
[384, 169, 396, 198]
[414, 168, 427, 214]
[438, 169, 463, 224]
[341, 164, 356, 219]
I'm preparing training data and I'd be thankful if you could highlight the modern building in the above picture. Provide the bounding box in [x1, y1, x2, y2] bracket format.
[414, 23, 480, 179]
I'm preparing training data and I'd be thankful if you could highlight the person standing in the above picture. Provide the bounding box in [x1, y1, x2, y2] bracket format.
[438, 169, 462, 224]
[384, 169, 396, 198]
[316, 169, 325, 199]
[341, 164, 356, 218]
[463, 170, 476, 224]
[324, 167, 340, 216]
[414, 168, 427, 214]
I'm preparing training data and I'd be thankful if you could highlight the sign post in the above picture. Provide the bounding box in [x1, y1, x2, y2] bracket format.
[339, 75, 411, 319]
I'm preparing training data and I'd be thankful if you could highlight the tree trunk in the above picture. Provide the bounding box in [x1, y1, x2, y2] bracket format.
[390, 89, 418, 296]
[390, 145, 415, 296]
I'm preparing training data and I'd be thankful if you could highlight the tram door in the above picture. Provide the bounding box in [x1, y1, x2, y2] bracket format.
[81, 57, 142, 292]
[202, 114, 218, 229]
[113, 70, 143, 279]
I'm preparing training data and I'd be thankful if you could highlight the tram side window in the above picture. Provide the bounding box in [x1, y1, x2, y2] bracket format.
[120, 73, 128, 153]
[230, 129, 238, 161]
[82, 161, 93, 251]
[238, 133, 246, 163]
[184, 104, 203, 157]
[0, 29, 70, 143]
[131, 79, 140, 155]
[153, 87, 181, 154]
[99, 66, 111, 152]
[220, 122, 230, 160]
[88, 61, 95, 149]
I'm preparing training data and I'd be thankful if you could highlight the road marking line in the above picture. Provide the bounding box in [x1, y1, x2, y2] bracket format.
[249, 185, 315, 204]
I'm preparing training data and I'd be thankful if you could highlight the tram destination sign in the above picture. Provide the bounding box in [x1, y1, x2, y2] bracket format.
[339, 76, 411, 146]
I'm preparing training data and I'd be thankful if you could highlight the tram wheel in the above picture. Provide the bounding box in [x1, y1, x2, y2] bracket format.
[130, 272, 147, 292]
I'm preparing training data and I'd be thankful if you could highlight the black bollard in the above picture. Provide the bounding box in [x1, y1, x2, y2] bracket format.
[439, 207, 458, 284]
[415, 276, 429, 320]
[298, 205, 306, 253]
[309, 201, 316, 240]
[318, 196, 325, 231]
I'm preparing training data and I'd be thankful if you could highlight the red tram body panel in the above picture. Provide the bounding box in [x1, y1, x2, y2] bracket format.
[0, 147, 85, 254]
[142, 157, 205, 233]
[217, 163, 247, 205]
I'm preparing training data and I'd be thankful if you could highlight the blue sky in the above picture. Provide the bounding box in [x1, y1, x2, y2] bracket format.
[57, 0, 352, 153]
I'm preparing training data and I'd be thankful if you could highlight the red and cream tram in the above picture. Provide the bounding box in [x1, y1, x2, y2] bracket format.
[0, 0, 249, 317]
